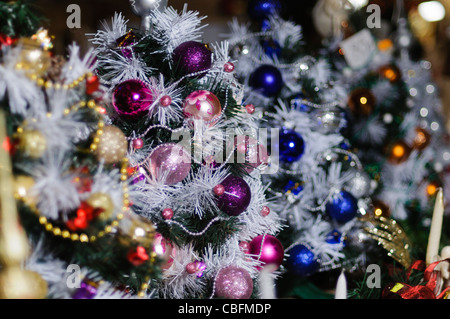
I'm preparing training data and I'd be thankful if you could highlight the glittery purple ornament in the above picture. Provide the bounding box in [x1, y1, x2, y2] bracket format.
[216, 175, 251, 216]
[116, 30, 137, 59]
[147, 143, 191, 185]
[172, 41, 212, 78]
[112, 79, 153, 119]
[215, 266, 253, 299]
[72, 281, 98, 299]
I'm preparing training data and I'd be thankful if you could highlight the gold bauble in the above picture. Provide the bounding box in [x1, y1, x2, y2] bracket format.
[15, 38, 51, 77]
[0, 267, 48, 299]
[412, 127, 431, 151]
[16, 130, 47, 158]
[119, 214, 155, 247]
[94, 126, 128, 164]
[13, 175, 37, 206]
[86, 192, 115, 220]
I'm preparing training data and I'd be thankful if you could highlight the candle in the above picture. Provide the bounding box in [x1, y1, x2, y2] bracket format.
[426, 188, 444, 265]
[334, 271, 347, 299]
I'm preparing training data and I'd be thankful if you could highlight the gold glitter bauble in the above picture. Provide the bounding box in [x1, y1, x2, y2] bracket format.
[15, 38, 51, 77]
[13, 175, 37, 206]
[0, 267, 48, 299]
[17, 130, 47, 158]
[94, 126, 127, 164]
[86, 192, 115, 220]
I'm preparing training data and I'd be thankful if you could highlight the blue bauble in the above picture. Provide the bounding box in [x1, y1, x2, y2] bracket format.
[286, 244, 319, 277]
[326, 191, 358, 223]
[248, 0, 283, 21]
[261, 39, 281, 58]
[278, 129, 305, 163]
[325, 229, 347, 247]
[249, 64, 283, 97]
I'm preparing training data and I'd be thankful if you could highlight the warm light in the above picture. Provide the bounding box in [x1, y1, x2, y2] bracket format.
[427, 183, 438, 196]
[392, 145, 405, 158]
[359, 97, 368, 105]
[418, 1, 445, 22]
[374, 208, 383, 217]
[378, 39, 393, 51]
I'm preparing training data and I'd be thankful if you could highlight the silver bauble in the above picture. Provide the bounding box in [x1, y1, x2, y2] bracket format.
[129, 0, 168, 16]
[314, 107, 345, 134]
[345, 169, 372, 198]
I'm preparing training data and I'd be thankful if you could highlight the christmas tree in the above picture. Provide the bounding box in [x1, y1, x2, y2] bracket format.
[89, 2, 284, 299]
[310, 0, 450, 298]
[0, 0, 162, 299]
[225, 0, 399, 298]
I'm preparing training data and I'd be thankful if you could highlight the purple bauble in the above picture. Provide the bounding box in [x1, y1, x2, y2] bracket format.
[248, 234, 284, 271]
[215, 266, 253, 299]
[147, 143, 191, 185]
[172, 41, 212, 78]
[112, 79, 153, 119]
[72, 281, 98, 299]
[216, 175, 251, 216]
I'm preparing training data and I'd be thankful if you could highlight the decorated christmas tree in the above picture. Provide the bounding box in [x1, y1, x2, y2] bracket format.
[88, 1, 284, 299]
[309, 0, 450, 298]
[0, 0, 162, 299]
[224, 0, 401, 298]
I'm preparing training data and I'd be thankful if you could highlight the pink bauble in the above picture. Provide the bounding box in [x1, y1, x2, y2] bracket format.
[234, 136, 269, 173]
[215, 266, 253, 299]
[159, 95, 172, 107]
[183, 90, 222, 125]
[112, 79, 153, 119]
[147, 143, 191, 185]
[248, 234, 284, 271]
[132, 138, 144, 149]
[260, 206, 270, 217]
[161, 208, 174, 220]
[152, 233, 176, 270]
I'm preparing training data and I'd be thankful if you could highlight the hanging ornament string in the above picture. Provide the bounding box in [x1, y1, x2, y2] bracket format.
[164, 216, 227, 237]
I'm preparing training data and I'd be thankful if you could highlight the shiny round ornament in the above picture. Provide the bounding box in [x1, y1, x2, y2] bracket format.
[15, 38, 51, 77]
[344, 169, 372, 198]
[86, 192, 114, 220]
[247, 0, 283, 21]
[277, 129, 305, 163]
[159, 95, 172, 107]
[325, 190, 358, 223]
[112, 79, 153, 119]
[14, 175, 36, 205]
[0, 267, 48, 299]
[216, 175, 251, 216]
[94, 126, 128, 164]
[249, 64, 283, 97]
[16, 130, 47, 158]
[325, 229, 346, 246]
[72, 280, 98, 299]
[215, 266, 253, 299]
[224, 62, 235, 73]
[129, 0, 168, 15]
[147, 143, 191, 185]
[172, 41, 212, 77]
[248, 235, 284, 271]
[314, 107, 345, 134]
[348, 88, 376, 116]
[161, 208, 174, 220]
[286, 244, 319, 277]
[124, 215, 156, 247]
[127, 246, 149, 266]
[183, 90, 222, 124]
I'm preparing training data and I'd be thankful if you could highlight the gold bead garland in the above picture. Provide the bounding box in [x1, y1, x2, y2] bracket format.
[14, 97, 131, 243]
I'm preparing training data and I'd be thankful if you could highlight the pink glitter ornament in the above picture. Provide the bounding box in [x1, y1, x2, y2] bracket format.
[147, 143, 191, 185]
[215, 266, 253, 299]
[153, 233, 176, 270]
[234, 136, 269, 173]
